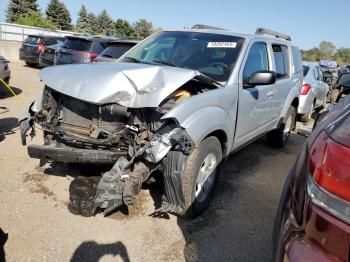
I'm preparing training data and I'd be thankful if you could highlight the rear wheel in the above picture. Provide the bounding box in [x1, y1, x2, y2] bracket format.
[267, 106, 296, 148]
[25, 61, 38, 67]
[176, 136, 222, 218]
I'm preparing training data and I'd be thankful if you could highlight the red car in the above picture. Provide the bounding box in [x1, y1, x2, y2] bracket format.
[272, 90, 350, 261]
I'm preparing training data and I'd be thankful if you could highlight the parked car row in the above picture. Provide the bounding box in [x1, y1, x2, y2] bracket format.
[19, 34, 139, 68]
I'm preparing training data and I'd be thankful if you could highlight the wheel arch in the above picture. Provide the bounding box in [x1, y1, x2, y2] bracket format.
[204, 129, 228, 156]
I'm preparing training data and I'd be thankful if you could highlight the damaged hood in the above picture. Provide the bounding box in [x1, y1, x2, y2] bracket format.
[40, 62, 200, 108]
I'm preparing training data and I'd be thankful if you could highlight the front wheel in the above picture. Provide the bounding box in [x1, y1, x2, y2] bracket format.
[172, 136, 222, 218]
[267, 106, 296, 148]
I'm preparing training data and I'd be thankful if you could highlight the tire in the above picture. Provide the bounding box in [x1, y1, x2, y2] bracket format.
[299, 102, 314, 123]
[178, 136, 222, 218]
[267, 106, 296, 148]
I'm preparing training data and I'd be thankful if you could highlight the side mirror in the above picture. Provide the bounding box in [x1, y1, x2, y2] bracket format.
[245, 70, 276, 87]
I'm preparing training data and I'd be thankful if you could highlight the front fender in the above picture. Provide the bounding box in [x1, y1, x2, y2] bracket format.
[280, 87, 299, 120]
[162, 87, 237, 152]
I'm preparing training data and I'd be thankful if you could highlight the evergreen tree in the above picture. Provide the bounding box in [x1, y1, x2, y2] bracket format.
[96, 10, 114, 35]
[114, 19, 138, 38]
[76, 5, 90, 34]
[133, 19, 153, 39]
[6, 0, 39, 23]
[46, 0, 72, 30]
[87, 12, 98, 35]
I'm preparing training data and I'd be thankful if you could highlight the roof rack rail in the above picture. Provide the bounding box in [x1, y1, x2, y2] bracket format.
[191, 24, 226, 30]
[255, 28, 291, 41]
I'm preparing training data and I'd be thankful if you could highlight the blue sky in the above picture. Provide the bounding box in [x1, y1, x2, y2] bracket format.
[1, 0, 349, 49]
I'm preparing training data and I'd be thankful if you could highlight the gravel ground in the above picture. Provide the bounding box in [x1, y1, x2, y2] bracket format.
[0, 62, 306, 262]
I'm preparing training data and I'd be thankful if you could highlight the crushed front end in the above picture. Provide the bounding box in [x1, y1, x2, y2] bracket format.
[20, 86, 194, 216]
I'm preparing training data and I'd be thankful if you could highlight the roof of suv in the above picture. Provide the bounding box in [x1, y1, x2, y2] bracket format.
[165, 29, 293, 45]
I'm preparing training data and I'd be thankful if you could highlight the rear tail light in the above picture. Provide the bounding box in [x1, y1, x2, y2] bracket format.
[301, 84, 312, 95]
[72, 51, 98, 61]
[309, 131, 350, 201]
[38, 41, 45, 53]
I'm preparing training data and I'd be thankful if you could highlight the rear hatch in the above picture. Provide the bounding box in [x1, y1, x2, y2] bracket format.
[56, 37, 96, 64]
[42, 44, 61, 62]
[21, 35, 42, 55]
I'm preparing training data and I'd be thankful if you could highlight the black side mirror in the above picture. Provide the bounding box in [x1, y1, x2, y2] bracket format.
[245, 70, 276, 87]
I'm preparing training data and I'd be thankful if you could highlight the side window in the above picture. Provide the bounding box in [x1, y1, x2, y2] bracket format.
[272, 44, 290, 79]
[313, 67, 320, 80]
[243, 42, 269, 83]
[291, 46, 302, 74]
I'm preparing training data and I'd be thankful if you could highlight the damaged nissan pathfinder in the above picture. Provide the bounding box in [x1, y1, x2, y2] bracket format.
[19, 27, 302, 218]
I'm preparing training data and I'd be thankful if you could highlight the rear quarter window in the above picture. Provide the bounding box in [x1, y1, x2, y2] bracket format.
[272, 44, 290, 79]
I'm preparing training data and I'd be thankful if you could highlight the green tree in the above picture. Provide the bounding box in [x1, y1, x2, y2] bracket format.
[96, 10, 114, 35]
[46, 0, 72, 30]
[133, 19, 153, 39]
[87, 12, 98, 35]
[76, 5, 90, 34]
[333, 48, 350, 65]
[114, 19, 138, 38]
[319, 41, 336, 60]
[301, 47, 322, 62]
[6, 0, 39, 23]
[17, 11, 56, 29]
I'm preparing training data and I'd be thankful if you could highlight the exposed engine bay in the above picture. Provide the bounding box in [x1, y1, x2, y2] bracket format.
[20, 76, 218, 216]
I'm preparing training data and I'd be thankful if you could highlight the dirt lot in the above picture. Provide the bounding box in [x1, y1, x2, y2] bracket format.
[0, 62, 306, 262]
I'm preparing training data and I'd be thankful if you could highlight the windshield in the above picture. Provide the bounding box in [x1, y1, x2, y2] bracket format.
[24, 36, 41, 45]
[121, 31, 245, 82]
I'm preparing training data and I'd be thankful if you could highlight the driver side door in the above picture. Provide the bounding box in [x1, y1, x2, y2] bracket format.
[234, 41, 276, 148]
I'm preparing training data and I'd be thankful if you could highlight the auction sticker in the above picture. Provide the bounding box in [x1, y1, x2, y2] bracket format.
[207, 42, 237, 48]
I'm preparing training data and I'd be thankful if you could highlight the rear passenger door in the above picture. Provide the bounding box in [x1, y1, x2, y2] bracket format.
[235, 41, 275, 146]
[270, 44, 292, 119]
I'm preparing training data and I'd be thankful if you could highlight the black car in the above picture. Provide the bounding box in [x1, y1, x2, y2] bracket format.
[56, 36, 116, 65]
[39, 43, 62, 67]
[19, 35, 65, 67]
[94, 39, 139, 63]
[272, 76, 350, 261]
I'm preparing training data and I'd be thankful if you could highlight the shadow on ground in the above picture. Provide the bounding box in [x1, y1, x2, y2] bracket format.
[71, 241, 130, 262]
[0, 117, 19, 142]
[0, 86, 22, 99]
[176, 134, 305, 262]
[0, 228, 8, 262]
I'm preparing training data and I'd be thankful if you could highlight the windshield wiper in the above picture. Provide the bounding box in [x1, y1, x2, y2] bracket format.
[195, 72, 224, 87]
[124, 56, 144, 63]
[153, 60, 178, 67]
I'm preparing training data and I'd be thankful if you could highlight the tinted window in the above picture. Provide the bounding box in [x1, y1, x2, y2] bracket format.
[123, 31, 245, 82]
[62, 38, 92, 51]
[291, 46, 302, 74]
[100, 44, 134, 59]
[303, 65, 310, 77]
[243, 42, 269, 83]
[24, 36, 40, 45]
[272, 45, 290, 79]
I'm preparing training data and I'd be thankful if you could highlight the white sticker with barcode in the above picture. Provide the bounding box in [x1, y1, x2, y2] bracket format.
[207, 42, 237, 48]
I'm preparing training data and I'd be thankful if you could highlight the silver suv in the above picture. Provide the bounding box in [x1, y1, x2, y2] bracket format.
[20, 27, 302, 218]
